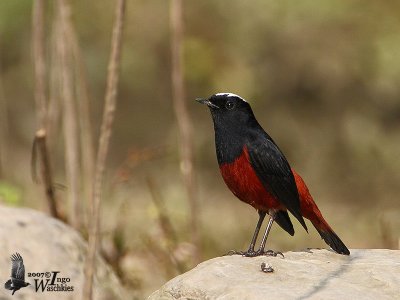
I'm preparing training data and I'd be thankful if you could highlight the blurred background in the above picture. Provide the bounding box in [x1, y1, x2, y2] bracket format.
[0, 0, 399, 298]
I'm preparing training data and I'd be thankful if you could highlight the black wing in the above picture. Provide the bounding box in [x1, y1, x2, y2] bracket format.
[246, 133, 308, 231]
[10, 253, 25, 281]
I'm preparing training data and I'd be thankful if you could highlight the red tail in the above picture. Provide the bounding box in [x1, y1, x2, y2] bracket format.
[292, 169, 350, 255]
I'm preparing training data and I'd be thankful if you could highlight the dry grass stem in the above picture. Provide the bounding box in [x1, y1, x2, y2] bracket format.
[31, 0, 61, 218]
[57, 0, 82, 229]
[83, 0, 126, 299]
[68, 11, 95, 227]
[170, 0, 200, 262]
[47, 17, 63, 147]
[32, 0, 47, 129]
[32, 129, 60, 218]
[0, 56, 7, 177]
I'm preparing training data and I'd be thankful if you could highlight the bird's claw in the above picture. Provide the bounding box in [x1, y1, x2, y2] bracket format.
[225, 249, 284, 258]
[224, 249, 246, 256]
[243, 250, 260, 257]
[225, 249, 259, 256]
[245, 249, 284, 257]
[262, 249, 284, 258]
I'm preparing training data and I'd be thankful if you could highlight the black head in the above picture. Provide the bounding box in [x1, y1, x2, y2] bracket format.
[196, 93, 256, 128]
[197, 93, 261, 163]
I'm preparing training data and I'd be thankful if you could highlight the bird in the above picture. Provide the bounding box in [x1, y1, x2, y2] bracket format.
[4, 253, 30, 295]
[197, 92, 350, 256]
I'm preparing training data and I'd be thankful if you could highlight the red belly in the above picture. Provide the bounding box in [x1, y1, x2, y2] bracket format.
[219, 147, 282, 211]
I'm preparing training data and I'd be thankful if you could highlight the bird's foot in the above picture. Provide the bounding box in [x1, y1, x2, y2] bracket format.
[242, 249, 283, 257]
[257, 249, 284, 258]
[225, 249, 283, 258]
[225, 249, 259, 256]
[224, 249, 247, 256]
[240, 249, 284, 257]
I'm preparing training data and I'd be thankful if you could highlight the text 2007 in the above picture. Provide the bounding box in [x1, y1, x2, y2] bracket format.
[27, 273, 45, 278]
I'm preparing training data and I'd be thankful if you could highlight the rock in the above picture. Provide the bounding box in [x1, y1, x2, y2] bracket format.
[149, 249, 400, 300]
[0, 205, 126, 299]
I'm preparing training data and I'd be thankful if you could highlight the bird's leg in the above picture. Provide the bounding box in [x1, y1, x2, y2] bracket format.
[226, 210, 266, 256]
[258, 212, 275, 252]
[256, 210, 284, 257]
[243, 210, 267, 256]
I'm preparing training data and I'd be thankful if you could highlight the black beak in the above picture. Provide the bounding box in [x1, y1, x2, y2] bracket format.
[195, 98, 219, 109]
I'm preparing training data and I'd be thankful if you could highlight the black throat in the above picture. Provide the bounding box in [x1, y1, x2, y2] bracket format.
[212, 112, 259, 165]
[214, 125, 245, 165]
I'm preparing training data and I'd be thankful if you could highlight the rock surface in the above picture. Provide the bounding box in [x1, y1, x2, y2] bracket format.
[0, 205, 126, 300]
[149, 249, 400, 300]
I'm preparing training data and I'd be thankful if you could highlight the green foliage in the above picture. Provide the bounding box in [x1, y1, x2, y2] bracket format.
[0, 181, 22, 206]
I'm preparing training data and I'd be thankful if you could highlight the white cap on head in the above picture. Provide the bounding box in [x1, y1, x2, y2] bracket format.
[215, 93, 247, 103]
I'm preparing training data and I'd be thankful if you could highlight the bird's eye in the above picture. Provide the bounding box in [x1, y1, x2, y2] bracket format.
[225, 101, 235, 110]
